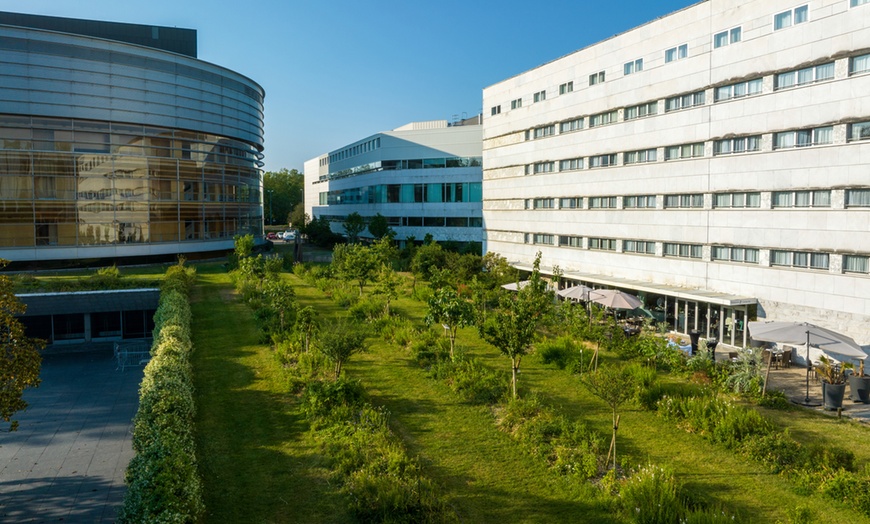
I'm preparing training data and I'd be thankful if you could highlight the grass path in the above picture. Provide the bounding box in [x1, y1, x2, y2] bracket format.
[191, 265, 352, 523]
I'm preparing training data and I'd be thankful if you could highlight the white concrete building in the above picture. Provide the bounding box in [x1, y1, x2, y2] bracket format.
[304, 118, 482, 245]
[482, 0, 870, 347]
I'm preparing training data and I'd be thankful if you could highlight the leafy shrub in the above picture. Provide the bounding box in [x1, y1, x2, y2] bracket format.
[657, 394, 774, 449]
[411, 329, 450, 368]
[619, 465, 683, 524]
[740, 432, 804, 473]
[430, 356, 509, 405]
[537, 336, 583, 370]
[756, 390, 790, 409]
[301, 378, 367, 419]
[349, 296, 387, 323]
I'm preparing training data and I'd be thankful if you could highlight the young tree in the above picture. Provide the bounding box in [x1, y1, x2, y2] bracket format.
[296, 306, 317, 352]
[367, 213, 394, 240]
[479, 253, 551, 398]
[318, 320, 367, 379]
[289, 202, 308, 231]
[333, 243, 379, 295]
[425, 287, 474, 361]
[0, 260, 44, 431]
[372, 264, 402, 317]
[582, 364, 635, 471]
[342, 212, 366, 244]
[263, 279, 296, 333]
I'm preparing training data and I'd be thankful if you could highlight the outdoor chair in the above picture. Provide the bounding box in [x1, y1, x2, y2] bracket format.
[780, 349, 792, 369]
[728, 351, 739, 362]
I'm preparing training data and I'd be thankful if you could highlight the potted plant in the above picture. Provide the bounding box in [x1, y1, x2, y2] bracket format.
[848, 359, 870, 404]
[817, 356, 850, 411]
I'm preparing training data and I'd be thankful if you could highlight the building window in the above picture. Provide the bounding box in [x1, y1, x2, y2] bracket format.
[559, 197, 583, 209]
[664, 243, 702, 259]
[713, 135, 761, 155]
[664, 142, 704, 160]
[624, 102, 657, 120]
[713, 192, 761, 208]
[533, 233, 555, 245]
[588, 110, 618, 127]
[560, 118, 584, 133]
[589, 237, 617, 251]
[559, 158, 584, 171]
[533, 90, 547, 103]
[559, 81, 574, 95]
[771, 250, 829, 270]
[588, 154, 617, 168]
[491, 105, 501, 116]
[714, 79, 762, 101]
[511, 98, 523, 109]
[665, 91, 705, 112]
[531, 125, 555, 139]
[589, 196, 617, 208]
[623, 240, 656, 255]
[623, 149, 657, 165]
[624, 59, 643, 75]
[589, 71, 605, 85]
[846, 189, 870, 207]
[850, 53, 870, 75]
[773, 127, 833, 149]
[772, 190, 831, 208]
[533, 198, 555, 209]
[623, 195, 657, 208]
[853, 0, 870, 6]
[664, 44, 688, 63]
[559, 235, 583, 248]
[775, 63, 834, 90]
[712, 246, 759, 264]
[664, 194, 704, 208]
[844, 255, 870, 274]
[714, 27, 742, 48]
[849, 122, 870, 141]
[775, 5, 808, 30]
[526, 161, 555, 175]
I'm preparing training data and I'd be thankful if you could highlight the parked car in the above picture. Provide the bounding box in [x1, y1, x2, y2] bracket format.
[282, 230, 297, 241]
[266, 232, 278, 240]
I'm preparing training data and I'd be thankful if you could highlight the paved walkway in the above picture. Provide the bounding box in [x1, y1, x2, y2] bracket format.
[0, 349, 143, 523]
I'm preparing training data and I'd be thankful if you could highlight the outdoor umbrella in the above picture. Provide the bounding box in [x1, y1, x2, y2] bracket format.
[557, 285, 593, 301]
[588, 289, 643, 310]
[501, 280, 531, 291]
[748, 321, 868, 404]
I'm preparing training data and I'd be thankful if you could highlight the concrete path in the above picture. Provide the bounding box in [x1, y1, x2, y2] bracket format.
[0, 349, 143, 523]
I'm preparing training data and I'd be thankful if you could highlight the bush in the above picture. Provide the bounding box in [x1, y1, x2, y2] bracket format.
[430, 356, 509, 405]
[619, 465, 683, 524]
[537, 336, 583, 371]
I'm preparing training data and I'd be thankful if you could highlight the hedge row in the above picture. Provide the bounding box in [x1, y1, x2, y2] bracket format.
[119, 262, 203, 523]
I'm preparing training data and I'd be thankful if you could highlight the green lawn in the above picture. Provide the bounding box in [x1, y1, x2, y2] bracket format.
[190, 265, 870, 523]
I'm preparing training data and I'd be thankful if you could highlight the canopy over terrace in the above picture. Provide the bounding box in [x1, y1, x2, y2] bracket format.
[514, 264, 757, 347]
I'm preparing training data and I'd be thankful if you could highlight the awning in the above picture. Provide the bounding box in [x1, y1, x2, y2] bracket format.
[16, 288, 160, 316]
[513, 264, 756, 307]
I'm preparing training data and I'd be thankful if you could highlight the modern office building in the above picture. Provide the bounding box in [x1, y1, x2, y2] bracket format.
[304, 117, 483, 245]
[0, 12, 265, 263]
[482, 0, 870, 347]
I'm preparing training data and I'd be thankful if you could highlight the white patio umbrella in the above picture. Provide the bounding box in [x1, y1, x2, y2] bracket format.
[748, 321, 868, 404]
[557, 285, 593, 301]
[501, 280, 531, 291]
[588, 289, 643, 310]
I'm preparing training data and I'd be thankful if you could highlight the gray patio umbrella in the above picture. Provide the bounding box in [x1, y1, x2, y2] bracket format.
[748, 321, 868, 404]
[501, 280, 531, 291]
[588, 289, 643, 310]
[556, 285, 593, 301]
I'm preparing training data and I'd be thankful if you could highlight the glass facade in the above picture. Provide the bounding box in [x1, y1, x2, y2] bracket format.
[0, 115, 262, 248]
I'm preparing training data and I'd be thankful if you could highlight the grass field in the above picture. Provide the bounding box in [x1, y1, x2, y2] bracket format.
[189, 262, 870, 523]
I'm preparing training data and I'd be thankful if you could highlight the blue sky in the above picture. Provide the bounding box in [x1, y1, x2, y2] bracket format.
[2, 0, 695, 172]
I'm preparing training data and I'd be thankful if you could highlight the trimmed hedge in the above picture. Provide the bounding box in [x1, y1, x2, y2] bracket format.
[119, 262, 203, 523]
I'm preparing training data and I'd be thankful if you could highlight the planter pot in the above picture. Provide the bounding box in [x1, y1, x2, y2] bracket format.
[823, 382, 846, 411]
[849, 375, 870, 403]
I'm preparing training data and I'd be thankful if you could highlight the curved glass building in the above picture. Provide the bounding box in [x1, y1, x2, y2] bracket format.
[0, 12, 265, 262]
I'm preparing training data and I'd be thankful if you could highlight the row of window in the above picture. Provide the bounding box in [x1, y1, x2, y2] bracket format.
[318, 182, 483, 206]
[521, 234, 870, 274]
[320, 214, 482, 228]
[520, 188, 870, 210]
[326, 137, 381, 165]
[317, 156, 482, 183]
[522, 121, 869, 176]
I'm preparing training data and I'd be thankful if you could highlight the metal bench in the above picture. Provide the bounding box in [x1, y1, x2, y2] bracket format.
[114, 341, 152, 371]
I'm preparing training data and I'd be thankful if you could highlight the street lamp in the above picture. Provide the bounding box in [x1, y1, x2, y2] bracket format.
[266, 189, 273, 225]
